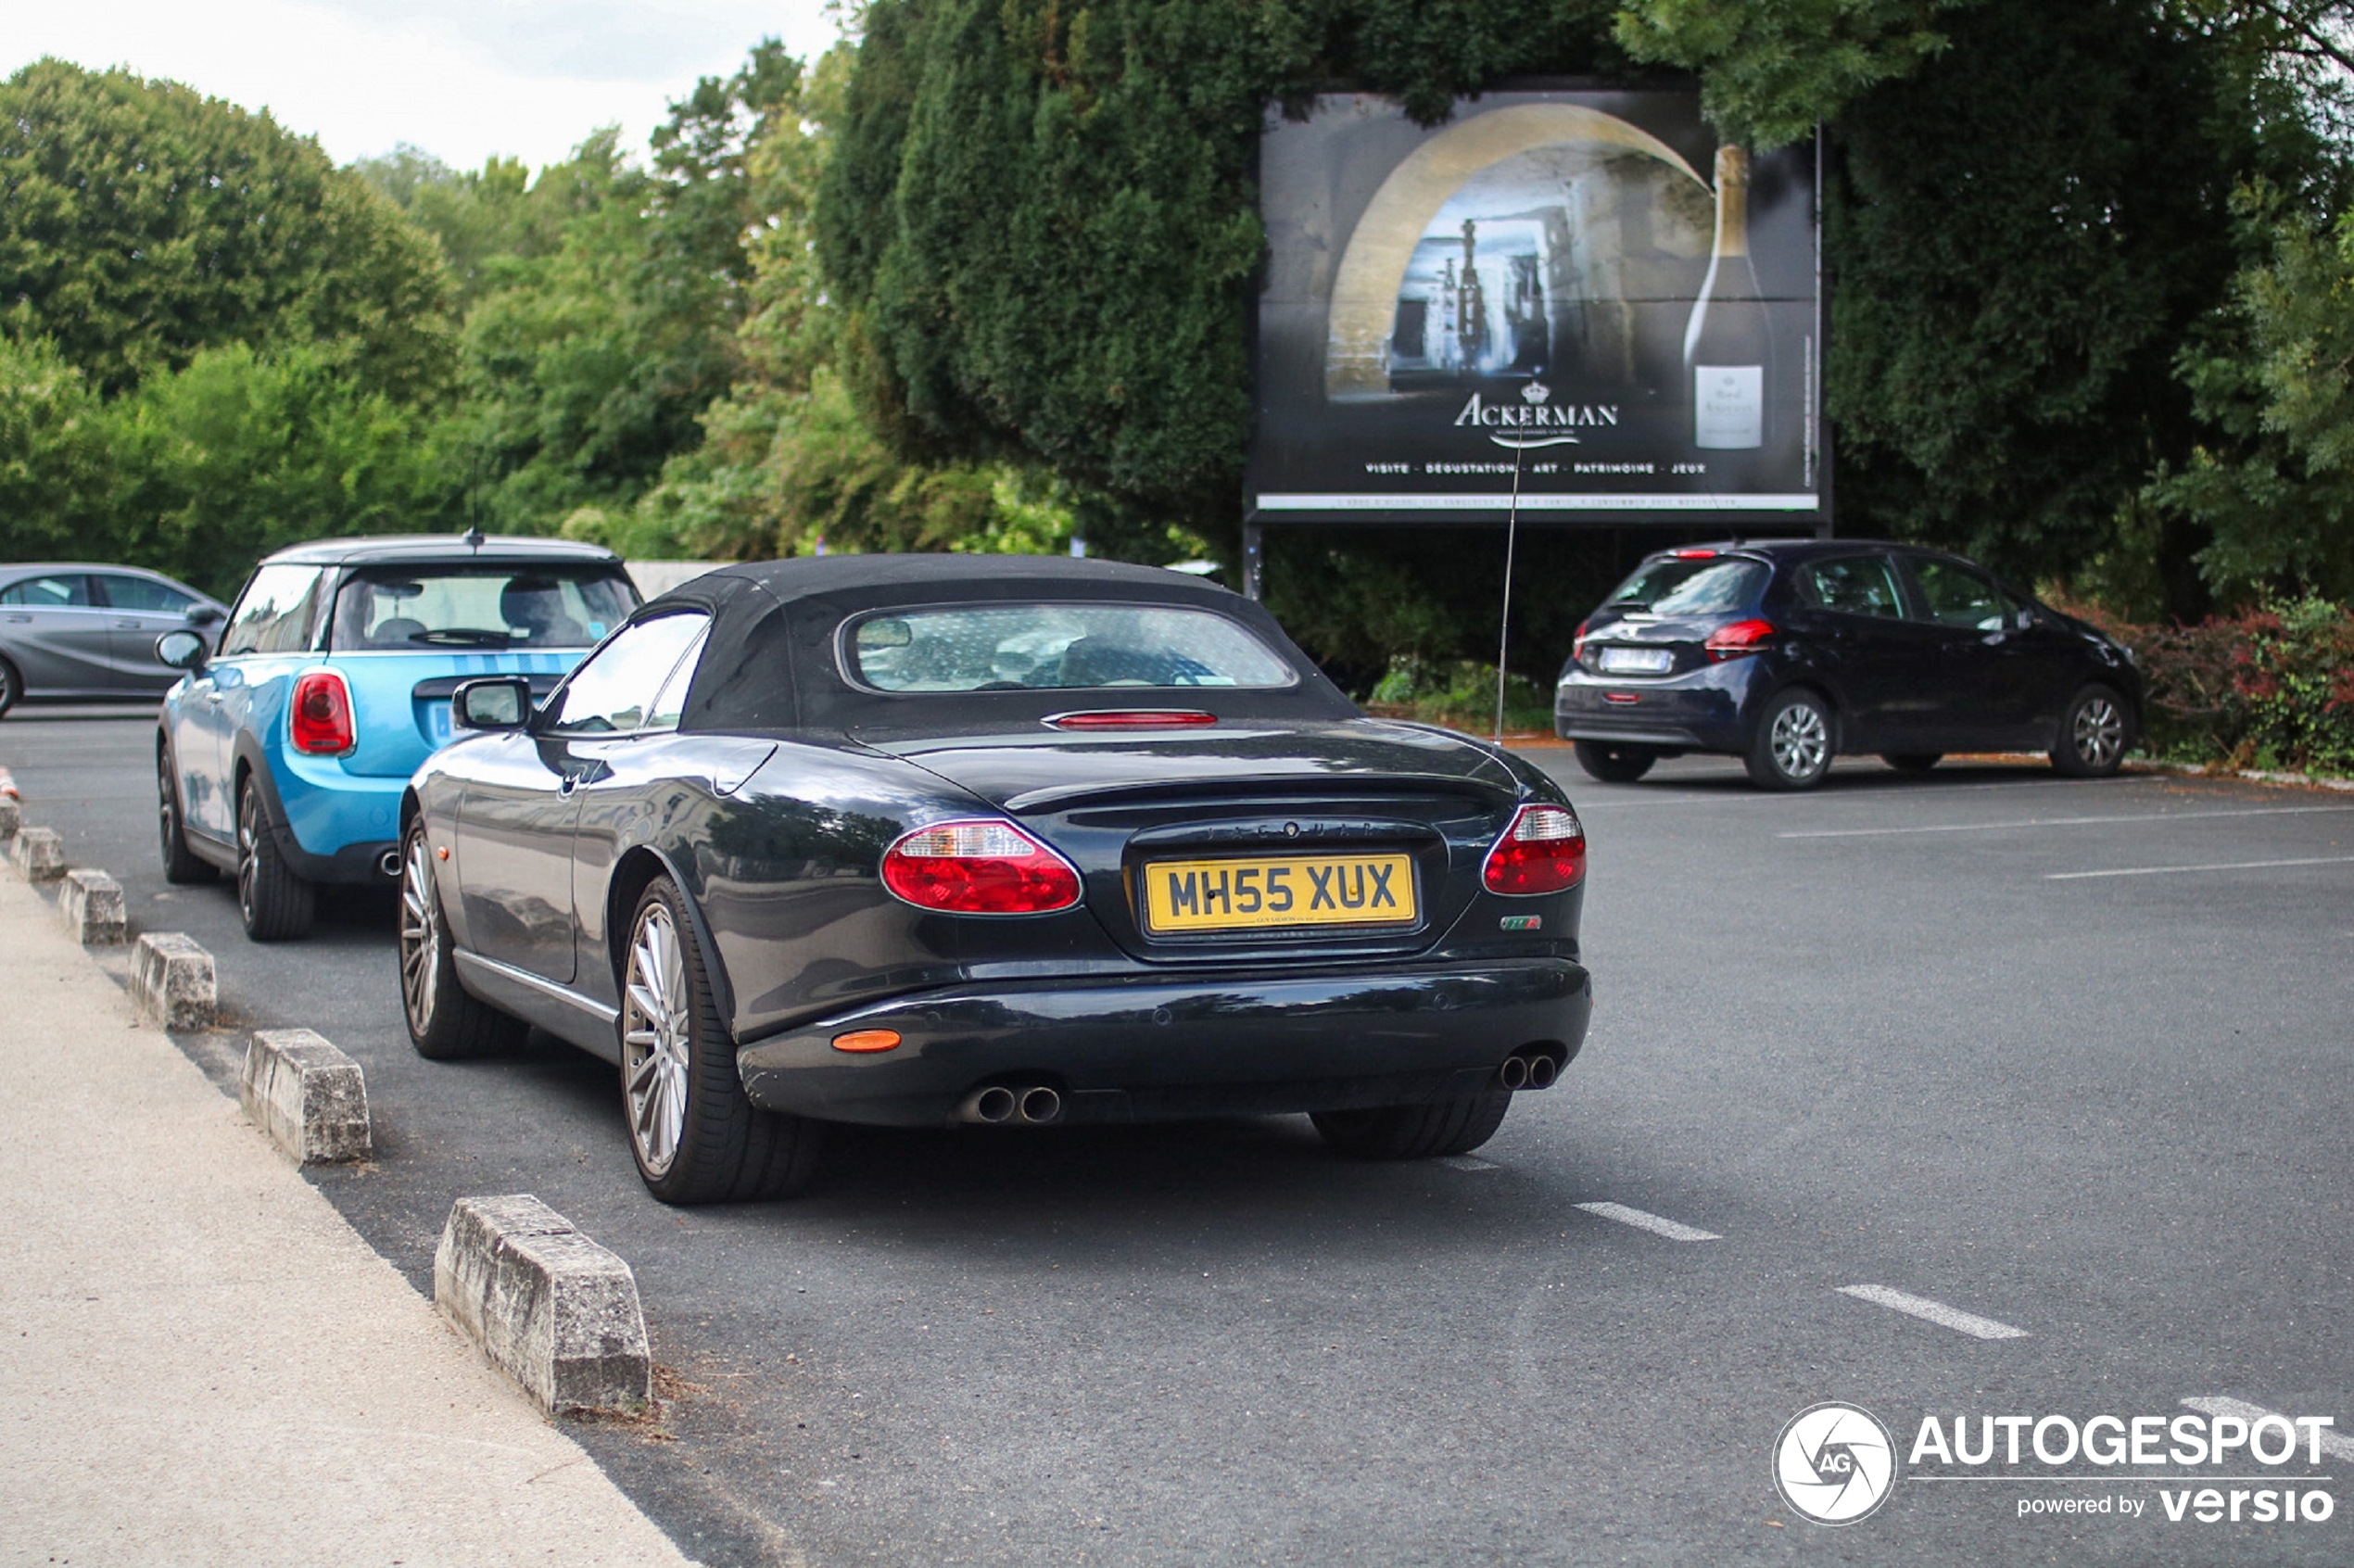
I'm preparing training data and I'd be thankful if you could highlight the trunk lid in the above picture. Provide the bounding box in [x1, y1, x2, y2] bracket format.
[856, 717, 1526, 965]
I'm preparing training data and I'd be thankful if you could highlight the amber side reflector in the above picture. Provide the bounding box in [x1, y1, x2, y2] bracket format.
[832, 1029, 902, 1054]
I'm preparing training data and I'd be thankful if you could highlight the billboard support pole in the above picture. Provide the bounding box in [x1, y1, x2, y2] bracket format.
[1493, 445, 1525, 744]
[1244, 522, 1264, 601]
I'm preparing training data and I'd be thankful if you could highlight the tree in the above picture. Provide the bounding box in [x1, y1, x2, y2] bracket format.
[0, 59, 455, 399]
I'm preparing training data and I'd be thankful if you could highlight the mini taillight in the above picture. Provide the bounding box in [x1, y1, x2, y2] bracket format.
[289, 669, 356, 755]
[881, 819, 1083, 915]
[1483, 804, 1586, 895]
[1703, 617, 1777, 661]
[1044, 711, 1218, 730]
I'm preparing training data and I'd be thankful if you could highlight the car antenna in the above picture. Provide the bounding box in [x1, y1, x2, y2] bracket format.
[462, 525, 485, 551]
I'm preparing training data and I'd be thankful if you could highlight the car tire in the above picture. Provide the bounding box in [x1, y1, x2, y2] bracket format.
[1881, 752, 1943, 774]
[236, 777, 315, 942]
[0, 656, 19, 719]
[158, 741, 218, 885]
[399, 819, 525, 1060]
[1311, 1092, 1512, 1160]
[1745, 689, 1836, 790]
[1574, 740, 1657, 784]
[2052, 685, 2130, 778]
[620, 877, 825, 1205]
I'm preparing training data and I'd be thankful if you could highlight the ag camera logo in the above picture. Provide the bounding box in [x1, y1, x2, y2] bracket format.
[1775, 1402, 1897, 1524]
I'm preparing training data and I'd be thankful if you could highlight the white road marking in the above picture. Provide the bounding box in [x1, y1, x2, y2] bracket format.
[1780, 803, 2354, 839]
[1574, 1202, 1721, 1241]
[2047, 854, 2354, 880]
[1836, 1283, 2028, 1340]
[1437, 1155, 1500, 1171]
[2182, 1397, 2354, 1462]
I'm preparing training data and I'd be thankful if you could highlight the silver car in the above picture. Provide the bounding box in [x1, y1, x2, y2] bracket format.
[0, 563, 229, 717]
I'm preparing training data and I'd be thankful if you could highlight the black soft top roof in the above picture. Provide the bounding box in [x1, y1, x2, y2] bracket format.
[639, 554, 1353, 735]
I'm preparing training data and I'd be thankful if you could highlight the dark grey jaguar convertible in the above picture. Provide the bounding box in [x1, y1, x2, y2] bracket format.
[399, 556, 1592, 1203]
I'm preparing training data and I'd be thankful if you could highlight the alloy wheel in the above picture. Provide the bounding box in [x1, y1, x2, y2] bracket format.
[399, 831, 440, 1036]
[2073, 696, 2123, 769]
[1771, 702, 1829, 782]
[235, 788, 259, 926]
[157, 752, 179, 863]
[622, 902, 692, 1178]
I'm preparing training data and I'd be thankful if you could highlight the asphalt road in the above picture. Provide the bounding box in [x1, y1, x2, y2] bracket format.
[6, 706, 2350, 1566]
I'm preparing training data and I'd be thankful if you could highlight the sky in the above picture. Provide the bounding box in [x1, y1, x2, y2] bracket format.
[4, 0, 849, 172]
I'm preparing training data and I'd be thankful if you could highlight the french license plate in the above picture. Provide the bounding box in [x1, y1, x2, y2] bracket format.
[1598, 646, 1674, 674]
[1142, 853, 1417, 934]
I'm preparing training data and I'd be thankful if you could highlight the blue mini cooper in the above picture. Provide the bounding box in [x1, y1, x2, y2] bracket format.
[156, 534, 639, 940]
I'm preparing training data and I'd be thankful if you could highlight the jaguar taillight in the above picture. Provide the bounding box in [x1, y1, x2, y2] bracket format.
[880, 819, 1083, 916]
[289, 669, 356, 755]
[1482, 804, 1586, 895]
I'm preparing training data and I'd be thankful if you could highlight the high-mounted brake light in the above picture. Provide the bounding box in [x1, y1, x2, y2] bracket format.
[1044, 710, 1218, 730]
[1670, 547, 1718, 560]
[289, 669, 356, 755]
[1703, 617, 1777, 661]
[1482, 804, 1586, 896]
[881, 819, 1084, 915]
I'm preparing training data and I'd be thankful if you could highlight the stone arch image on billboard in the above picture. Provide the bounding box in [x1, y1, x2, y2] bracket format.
[1324, 104, 1712, 400]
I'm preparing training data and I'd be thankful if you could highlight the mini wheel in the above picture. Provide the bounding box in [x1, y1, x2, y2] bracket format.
[158, 740, 217, 884]
[236, 778, 314, 941]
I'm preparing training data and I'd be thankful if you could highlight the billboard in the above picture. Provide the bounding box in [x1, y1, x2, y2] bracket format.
[1247, 88, 1823, 525]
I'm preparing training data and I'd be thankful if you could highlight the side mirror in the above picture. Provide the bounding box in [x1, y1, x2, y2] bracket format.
[185, 604, 225, 628]
[452, 676, 533, 732]
[155, 629, 209, 672]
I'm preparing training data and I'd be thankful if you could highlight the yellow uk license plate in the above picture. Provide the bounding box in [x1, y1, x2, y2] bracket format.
[1141, 853, 1418, 934]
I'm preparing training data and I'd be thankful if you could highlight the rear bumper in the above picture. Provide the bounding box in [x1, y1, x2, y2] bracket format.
[1554, 661, 1763, 752]
[735, 958, 1592, 1128]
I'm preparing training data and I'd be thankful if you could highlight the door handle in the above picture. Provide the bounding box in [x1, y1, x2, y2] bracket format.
[114, 618, 142, 629]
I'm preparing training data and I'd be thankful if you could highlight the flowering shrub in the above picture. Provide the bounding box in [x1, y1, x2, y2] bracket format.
[2064, 595, 2354, 775]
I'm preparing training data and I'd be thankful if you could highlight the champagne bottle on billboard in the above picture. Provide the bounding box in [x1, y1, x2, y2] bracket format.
[1682, 145, 1769, 450]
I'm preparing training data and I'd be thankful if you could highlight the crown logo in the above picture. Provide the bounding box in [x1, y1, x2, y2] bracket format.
[1521, 381, 1550, 405]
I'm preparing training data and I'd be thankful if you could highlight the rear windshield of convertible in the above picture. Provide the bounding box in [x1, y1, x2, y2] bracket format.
[846, 603, 1297, 692]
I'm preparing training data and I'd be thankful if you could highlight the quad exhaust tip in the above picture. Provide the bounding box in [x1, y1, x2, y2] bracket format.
[957, 1084, 1064, 1126]
[1498, 1048, 1563, 1092]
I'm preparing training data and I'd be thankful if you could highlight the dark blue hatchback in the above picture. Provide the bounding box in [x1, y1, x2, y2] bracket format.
[1554, 540, 2144, 789]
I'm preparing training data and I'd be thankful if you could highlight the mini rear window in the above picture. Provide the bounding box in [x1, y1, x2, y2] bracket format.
[847, 603, 1297, 693]
[1603, 558, 1767, 615]
[329, 566, 638, 651]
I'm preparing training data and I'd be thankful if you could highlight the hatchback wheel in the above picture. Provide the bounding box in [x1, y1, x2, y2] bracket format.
[620, 878, 824, 1204]
[158, 742, 216, 884]
[0, 656, 19, 720]
[1574, 740, 1656, 784]
[400, 819, 525, 1059]
[1746, 689, 1835, 790]
[2052, 686, 2129, 778]
[236, 778, 314, 941]
[1313, 1093, 1512, 1160]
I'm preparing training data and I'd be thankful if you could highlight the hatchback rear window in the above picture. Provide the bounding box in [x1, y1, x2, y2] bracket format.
[1603, 558, 1766, 615]
[330, 566, 639, 651]
[848, 604, 1297, 692]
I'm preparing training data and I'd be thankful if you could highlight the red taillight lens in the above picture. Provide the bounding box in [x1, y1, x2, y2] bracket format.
[881, 819, 1083, 915]
[289, 670, 356, 754]
[1483, 803, 1586, 895]
[1044, 711, 1218, 730]
[1703, 617, 1777, 661]
[1572, 619, 1590, 663]
[1670, 547, 1718, 560]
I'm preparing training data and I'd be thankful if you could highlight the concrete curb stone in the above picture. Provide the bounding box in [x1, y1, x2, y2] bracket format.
[56, 868, 125, 945]
[133, 932, 216, 1030]
[10, 826, 64, 881]
[0, 795, 18, 841]
[434, 1195, 652, 1417]
[240, 1029, 372, 1165]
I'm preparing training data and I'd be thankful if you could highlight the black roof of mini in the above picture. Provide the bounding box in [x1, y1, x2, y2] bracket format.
[258, 535, 624, 568]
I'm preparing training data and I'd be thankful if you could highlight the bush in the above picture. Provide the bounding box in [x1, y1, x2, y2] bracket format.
[2068, 594, 2354, 775]
[1365, 654, 1554, 735]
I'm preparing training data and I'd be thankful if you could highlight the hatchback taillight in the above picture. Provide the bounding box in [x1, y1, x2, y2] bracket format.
[1571, 619, 1590, 664]
[880, 819, 1083, 915]
[1703, 617, 1777, 661]
[1482, 804, 1586, 895]
[289, 669, 356, 755]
